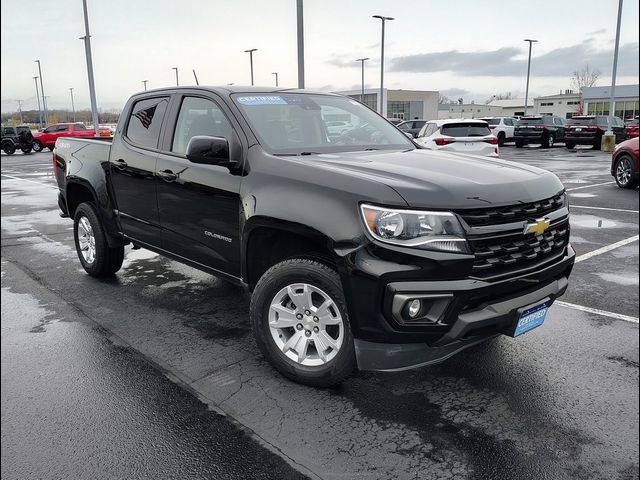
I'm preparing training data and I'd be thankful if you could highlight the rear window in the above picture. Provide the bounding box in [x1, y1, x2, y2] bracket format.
[16, 126, 30, 134]
[517, 118, 543, 126]
[480, 118, 501, 125]
[74, 123, 87, 131]
[441, 123, 491, 137]
[568, 117, 598, 125]
[125, 96, 170, 149]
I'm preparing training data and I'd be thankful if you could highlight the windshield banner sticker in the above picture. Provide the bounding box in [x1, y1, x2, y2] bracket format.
[237, 96, 287, 105]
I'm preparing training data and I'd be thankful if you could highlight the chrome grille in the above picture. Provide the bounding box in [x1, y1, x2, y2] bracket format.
[468, 219, 569, 277]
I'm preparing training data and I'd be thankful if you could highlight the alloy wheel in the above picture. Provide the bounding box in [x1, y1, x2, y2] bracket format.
[77, 216, 96, 264]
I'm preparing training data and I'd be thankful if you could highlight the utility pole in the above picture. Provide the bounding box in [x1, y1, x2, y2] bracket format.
[607, 0, 623, 133]
[33, 76, 43, 128]
[142, 80, 148, 91]
[172, 67, 179, 86]
[272, 72, 279, 87]
[244, 49, 257, 85]
[35, 60, 48, 126]
[356, 58, 370, 103]
[80, 0, 100, 136]
[297, 0, 305, 89]
[372, 15, 394, 116]
[69, 88, 76, 122]
[17, 100, 23, 124]
[523, 39, 538, 117]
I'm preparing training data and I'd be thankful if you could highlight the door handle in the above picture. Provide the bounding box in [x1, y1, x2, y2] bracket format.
[113, 159, 128, 170]
[157, 169, 178, 182]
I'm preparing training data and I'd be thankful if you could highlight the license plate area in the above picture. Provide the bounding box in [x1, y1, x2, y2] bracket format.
[504, 298, 550, 337]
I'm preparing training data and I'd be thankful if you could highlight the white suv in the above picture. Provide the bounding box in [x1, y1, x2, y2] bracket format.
[478, 117, 517, 146]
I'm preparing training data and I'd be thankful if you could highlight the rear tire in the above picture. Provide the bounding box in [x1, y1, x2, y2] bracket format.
[250, 258, 356, 387]
[614, 154, 638, 189]
[497, 132, 505, 147]
[32, 140, 43, 152]
[47, 146, 55, 152]
[515, 140, 524, 148]
[565, 142, 575, 149]
[21, 146, 32, 154]
[542, 133, 555, 149]
[73, 202, 124, 277]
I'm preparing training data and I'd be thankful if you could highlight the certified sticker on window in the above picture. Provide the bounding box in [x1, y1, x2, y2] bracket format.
[237, 96, 287, 105]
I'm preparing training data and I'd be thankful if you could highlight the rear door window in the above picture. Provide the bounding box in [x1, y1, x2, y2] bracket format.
[441, 123, 491, 137]
[126, 97, 170, 149]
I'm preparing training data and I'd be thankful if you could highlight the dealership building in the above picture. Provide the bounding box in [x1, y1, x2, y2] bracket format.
[334, 88, 439, 121]
[533, 90, 582, 118]
[581, 84, 639, 120]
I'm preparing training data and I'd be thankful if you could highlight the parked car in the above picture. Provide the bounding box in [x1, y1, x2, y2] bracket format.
[625, 117, 639, 139]
[478, 117, 517, 146]
[386, 118, 403, 125]
[514, 115, 566, 148]
[611, 137, 639, 189]
[33, 122, 111, 152]
[565, 115, 626, 149]
[396, 119, 427, 138]
[1, 125, 35, 155]
[325, 120, 353, 136]
[53, 87, 574, 387]
[415, 119, 499, 157]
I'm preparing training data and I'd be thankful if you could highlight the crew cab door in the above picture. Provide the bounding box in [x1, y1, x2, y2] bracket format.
[155, 93, 243, 278]
[109, 95, 171, 247]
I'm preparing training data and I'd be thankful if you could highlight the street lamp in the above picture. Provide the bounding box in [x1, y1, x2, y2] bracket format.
[523, 39, 538, 117]
[35, 60, 48, 126]
[69, 88, 76, 122]
[172, 67, 179, 86]
[142, 80, 148, 91]
[80, 0, 99, 137]
[607, 0, 623, 134]
[355, 58, 370, 103]
[33, 76, 43, 128]
[244, 49, 258, 86]
[372, 15, 394, 116]
[272, 72, 279, 87]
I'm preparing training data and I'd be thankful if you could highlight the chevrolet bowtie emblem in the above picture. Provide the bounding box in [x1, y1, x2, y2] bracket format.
[524, 218, 551, 235]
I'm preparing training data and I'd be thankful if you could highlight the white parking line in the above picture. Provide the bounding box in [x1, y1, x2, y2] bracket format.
[566, 181, 615, 191]
[571, 205, 639, 213]
[555, 301, 639, 324]
[0, 174, 57, 189]
[575, 235, 640, 263]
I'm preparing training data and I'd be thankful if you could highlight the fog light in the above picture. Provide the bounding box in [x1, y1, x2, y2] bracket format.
[408, 299, 421, 318]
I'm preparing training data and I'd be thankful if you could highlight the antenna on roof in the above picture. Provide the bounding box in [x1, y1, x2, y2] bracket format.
[193, 69, 199, 86]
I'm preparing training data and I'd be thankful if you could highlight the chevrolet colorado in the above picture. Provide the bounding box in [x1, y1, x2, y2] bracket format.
[53, 87, 574, 387]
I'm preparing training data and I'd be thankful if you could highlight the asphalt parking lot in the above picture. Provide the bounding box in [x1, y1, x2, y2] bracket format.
[1, 145, 638, 480]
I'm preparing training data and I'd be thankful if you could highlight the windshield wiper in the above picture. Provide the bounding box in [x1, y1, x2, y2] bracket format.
[273, 152, 321, 156]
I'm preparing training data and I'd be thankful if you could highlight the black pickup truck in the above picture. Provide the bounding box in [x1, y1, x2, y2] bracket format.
[53, 87, 574, 387]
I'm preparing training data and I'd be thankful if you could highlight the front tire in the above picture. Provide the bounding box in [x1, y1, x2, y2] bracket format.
[515, 140, 524, 148]
[21, 146, 32, 154]
[73, 202, 124, 277]
[250, 258, 356, 387]
[32, 140, 43, 152]
[565, 142, 575, 149]
[614, 155, 638, 189]
[2, 142, 15, 155]
[542, 133, 555, 148]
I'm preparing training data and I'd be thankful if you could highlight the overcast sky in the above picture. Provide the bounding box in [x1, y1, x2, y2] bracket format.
[1, 0, 639, 113]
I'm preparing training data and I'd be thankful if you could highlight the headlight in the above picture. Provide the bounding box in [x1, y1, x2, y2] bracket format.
[360, 204, 469, 253]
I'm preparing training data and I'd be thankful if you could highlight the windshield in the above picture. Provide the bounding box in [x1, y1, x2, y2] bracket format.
[441, 123, 491, 137]
[479, 118, 501, 125]
[233, 93, 414, 154]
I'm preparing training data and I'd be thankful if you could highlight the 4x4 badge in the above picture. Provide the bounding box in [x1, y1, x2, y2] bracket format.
[524, 218, 551, 235]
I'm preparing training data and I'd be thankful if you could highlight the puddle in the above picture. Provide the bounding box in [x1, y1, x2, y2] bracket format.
[569, 193, 597, 198]
[570, 214, 634, 229]
[595, 272, 639, 286]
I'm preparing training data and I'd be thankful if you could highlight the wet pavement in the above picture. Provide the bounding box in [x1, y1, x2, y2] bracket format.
[1, 146, 638, 480]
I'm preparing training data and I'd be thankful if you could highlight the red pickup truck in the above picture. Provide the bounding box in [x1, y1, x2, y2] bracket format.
[33, 123, 111, 152]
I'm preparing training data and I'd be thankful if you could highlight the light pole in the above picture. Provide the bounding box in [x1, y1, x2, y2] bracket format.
[172, 67, 179, 86]
[523, 38, 538, 117]
[355, 58, 370, 103]
[69, 88, 76, 122]
[142, 80, 148, 91]
[607, 0, 623, 133]
[33, 76, 43, 128]
[297, 0, 305, 88]
[244, 49, 257, 85]
[372, 15, 394, 116]
[35, 60, 48, 126]
[80, 0, 100, 136]
[17, 100, 23, 124]
[272, 72, 278, 87]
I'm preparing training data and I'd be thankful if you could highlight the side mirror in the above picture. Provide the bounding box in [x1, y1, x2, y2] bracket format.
[186, 135, 230, 165]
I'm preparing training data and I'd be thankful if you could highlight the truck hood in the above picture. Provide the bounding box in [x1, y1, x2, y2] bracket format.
[294, 149, 564, 209]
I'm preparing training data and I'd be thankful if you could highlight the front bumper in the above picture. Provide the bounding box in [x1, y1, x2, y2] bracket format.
[340, 244, 575, 372]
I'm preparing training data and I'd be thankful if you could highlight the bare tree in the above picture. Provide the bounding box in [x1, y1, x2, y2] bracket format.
[571, 65, 601, 91]
[485, 92, 512, 104]
[438, 94, 451, 104]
